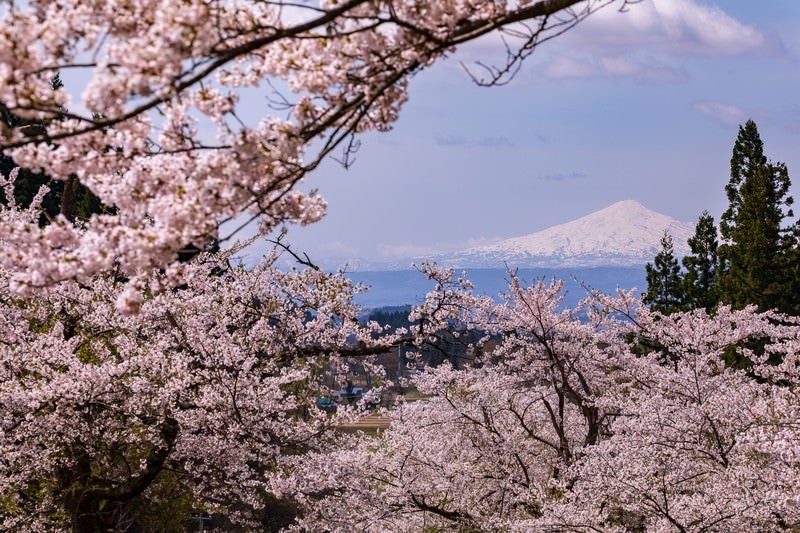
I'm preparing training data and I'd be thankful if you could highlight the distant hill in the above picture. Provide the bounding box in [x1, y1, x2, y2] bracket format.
[350, 266, 646, 310]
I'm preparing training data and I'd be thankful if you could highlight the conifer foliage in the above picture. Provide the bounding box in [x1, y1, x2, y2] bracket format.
[718, 120, 797, 314]
[645, 120, 798, 316]
[644, 232, 683, 313]
[681, 211, 719, 312]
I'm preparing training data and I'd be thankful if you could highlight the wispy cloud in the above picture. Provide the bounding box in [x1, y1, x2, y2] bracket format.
[375, 243, 442, 260]
[317, 240, 361, 258]
[694, 101, 747, 127]
[435, 135, 470, 146]
[601, 56, 687, 82]
[544, 57, 596, 78]
[544, 55, 688, 82]
[537, 171, 586, 182]
[462, 236, 503, 248]
[376, 237, 507, 260]
[435, 134, 515, 147]
[476, 136, 514, 147]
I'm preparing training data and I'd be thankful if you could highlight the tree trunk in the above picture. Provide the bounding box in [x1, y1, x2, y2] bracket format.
[60, 173, 78, 222]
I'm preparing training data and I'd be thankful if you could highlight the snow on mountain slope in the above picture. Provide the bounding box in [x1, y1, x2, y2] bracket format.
[440, 200, 694, 268]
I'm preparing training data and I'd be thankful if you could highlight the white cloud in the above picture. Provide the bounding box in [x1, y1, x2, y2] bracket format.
[545, 57, 596, 78]
[460, 0, 773, 60]
[434, 134, 515, 147]
[450, 0, 774, 87]
[694, 101, 747, 127]
[317, 240, 361, 258]
[573, 0, 773, 57]
[462, 236, 504, 248]
[651, 0, 767, 55]
[376, 238, 508, 260]
[537, 171, 587, 182]
[375, 243, 443, 260]
[544, 54, 687, 82]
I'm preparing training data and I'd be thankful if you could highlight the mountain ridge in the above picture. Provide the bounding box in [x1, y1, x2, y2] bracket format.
[362, 200, 693, 270]
[317, 200, 695, 271]
[438, 200, 694, 268]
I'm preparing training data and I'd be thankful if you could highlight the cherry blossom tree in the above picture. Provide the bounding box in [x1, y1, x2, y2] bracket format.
[0, 172, 404, 530]
[290, 266, 800, 532]
[6, 2, 799, 531]
[0, 0, 626, 305]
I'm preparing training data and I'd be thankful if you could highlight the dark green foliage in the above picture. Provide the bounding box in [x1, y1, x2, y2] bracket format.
[644, 232, 684, 314]
[649, 120, 800, 318]
[717, 119, 798, 314]
[681, 211, 718, 312]
[365, 306, 413, 330]
[0, 156, 109, 225]
[0, 75, 109, 225]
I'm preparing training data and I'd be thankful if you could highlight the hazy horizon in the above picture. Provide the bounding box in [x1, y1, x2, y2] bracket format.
[226, 1, 800, 266]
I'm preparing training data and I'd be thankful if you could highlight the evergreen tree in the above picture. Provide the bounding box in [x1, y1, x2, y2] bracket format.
[681, 211, 719, 312]
[717, 119, 797, 314]
[644, 232, 684, 313]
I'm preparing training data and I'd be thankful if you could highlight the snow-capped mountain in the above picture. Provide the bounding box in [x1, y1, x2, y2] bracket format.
[436, 200, 694, 268]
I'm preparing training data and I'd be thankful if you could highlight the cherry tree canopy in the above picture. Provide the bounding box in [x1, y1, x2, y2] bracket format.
[0, 173, 512, 530]
[0, 173, 402, 530]
[0, 0, 622, 305]
[290, 267, 800, 531]
[8, 2, 799, 531]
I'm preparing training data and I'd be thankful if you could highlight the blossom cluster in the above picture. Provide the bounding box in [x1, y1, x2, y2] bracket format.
[291, 266, 800, 531]
[0, 0, 609, 296]
[0, 236, 397, 529]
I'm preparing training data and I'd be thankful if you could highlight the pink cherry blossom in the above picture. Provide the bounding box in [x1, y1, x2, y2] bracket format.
[0, 0, 616, 296]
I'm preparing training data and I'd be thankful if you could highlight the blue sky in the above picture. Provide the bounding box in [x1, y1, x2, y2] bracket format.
[55, 0, 792, 269]
[255, 0, 800, 267]
[254, 0, 800, 268]
[49, 2, 800, 267]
